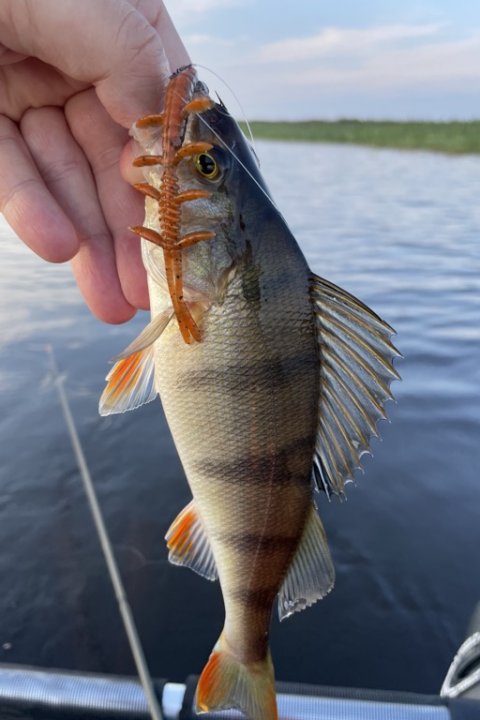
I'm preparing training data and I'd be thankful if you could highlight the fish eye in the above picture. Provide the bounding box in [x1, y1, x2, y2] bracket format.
[194, 152, 219, 180]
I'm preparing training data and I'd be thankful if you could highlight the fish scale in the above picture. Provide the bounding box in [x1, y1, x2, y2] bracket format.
[155, 248, 317, 668]
[99, 65, 399, 720]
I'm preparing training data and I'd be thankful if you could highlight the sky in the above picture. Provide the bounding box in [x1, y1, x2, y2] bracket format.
[166, 0, 480, 120]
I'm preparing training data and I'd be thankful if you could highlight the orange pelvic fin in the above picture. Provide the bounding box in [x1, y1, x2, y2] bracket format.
[196, 635, 278, 720]
[99, 347, 156, 416]
[99, 310, 172, 416]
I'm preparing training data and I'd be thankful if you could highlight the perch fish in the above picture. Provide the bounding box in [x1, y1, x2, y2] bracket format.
[99, 65, 400, 720]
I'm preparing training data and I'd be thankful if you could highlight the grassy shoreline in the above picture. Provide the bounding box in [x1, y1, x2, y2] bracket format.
[239, 120, 480, 154]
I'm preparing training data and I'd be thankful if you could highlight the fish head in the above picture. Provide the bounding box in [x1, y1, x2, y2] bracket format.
[140, 80, 278, 305]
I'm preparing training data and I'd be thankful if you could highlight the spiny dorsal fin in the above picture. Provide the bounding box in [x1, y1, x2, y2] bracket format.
[165, 501, 218, 581]
[278, 504, 335, 621]
[311, 275, 401, 496]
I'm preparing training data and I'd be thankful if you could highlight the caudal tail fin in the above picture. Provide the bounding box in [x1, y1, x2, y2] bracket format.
[195, 633, 278, 720]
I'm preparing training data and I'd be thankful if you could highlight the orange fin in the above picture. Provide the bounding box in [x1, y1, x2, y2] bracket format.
[115, 310, 172, 359]
[99, 347, 156, 416]
[196, 635, 278, 720]
[99, 310, 172, 416]
[165, 501, 217, 581]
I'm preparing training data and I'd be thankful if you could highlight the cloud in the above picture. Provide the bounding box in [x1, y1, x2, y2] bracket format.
[167, 0, 243, 18]
[257, 24, 442, 63]
[274, 32, 480, 91]
[167, 21, 480, 119]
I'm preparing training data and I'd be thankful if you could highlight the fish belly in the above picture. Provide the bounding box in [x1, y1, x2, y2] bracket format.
[154, 264, 318, 662]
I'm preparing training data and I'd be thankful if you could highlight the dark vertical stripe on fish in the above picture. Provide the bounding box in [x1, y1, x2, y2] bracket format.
[193, 435, 316, 486]
[233, 587, 279, 611]
[179, 352, 316, 394]
[217, 532, 301, 554]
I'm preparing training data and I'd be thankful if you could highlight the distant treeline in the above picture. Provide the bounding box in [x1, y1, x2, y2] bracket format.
[239, 120, 480, 154]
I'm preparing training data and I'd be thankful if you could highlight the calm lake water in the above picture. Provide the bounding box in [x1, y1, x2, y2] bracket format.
[0, 140, 479, 695]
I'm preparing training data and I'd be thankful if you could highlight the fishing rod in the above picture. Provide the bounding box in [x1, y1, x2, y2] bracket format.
[47, 346, 164, 720]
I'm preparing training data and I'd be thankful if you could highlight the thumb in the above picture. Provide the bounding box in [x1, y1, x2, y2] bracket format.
[0, 0, 188, 126]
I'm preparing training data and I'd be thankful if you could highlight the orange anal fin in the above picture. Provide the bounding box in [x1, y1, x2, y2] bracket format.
[130, 226, 166, 249]
[135, 113, 164, 128]
[174, 189, 211, 204]
[134, 183, 161, 201]
[175, 142, 213, 163]
[166, 502, 196, 559]
[178, 230, 215, 249]
[183, 97, 215, 115]
[165, 500, 217, 579]
[133, 155, 163, 167]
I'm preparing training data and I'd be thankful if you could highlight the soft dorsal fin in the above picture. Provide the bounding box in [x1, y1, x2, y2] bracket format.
[278, 504, 335, 621]
[98, 309, 172, 416]
[311, 275, 401, 496]
[165, 500, 218, 581]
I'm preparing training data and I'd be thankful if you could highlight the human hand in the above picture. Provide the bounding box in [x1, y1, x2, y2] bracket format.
[0, 0, 189, 322]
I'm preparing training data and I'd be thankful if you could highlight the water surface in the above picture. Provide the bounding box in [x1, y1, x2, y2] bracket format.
[0, 141, 479, 694]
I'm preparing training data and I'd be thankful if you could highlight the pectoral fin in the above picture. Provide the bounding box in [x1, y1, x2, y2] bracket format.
[278, 504, 335, 621]
[311, 275, 401, 496]
[99, 310, 172, 416]
[165, 501, 217, 581]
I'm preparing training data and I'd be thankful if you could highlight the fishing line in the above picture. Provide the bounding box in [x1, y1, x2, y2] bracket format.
[195, 110, 281, 214]
[47, 346, 164, 720]
[192, 63, 257, 152]
[143, 67, 279, 216]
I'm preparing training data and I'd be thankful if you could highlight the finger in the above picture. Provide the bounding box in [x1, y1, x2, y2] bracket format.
[0, 0, 173, 127]
[0, 43, 26, 64]
[0, 114, 78, 262]
[65, 89, 149, 312]
[129, 0, 190, 72]
[0, 57, 87, 121]
[21, 106, 135, 323]
[119, 139, 145, 186]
